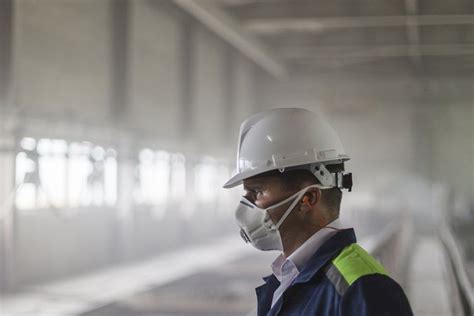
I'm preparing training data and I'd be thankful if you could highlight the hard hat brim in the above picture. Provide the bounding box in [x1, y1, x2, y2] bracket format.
[222, 168, 263, 189]
[223, 155, 351, 189]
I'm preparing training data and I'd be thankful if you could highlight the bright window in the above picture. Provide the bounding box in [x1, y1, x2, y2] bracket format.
[104, 149, 118, 206]
[37, 139, 68, 208]
[216, 164, 235, 216]
[194, 157, 219, 203]
[15, 138, 117, 210]
[68, 142, 93, 207]
[89, 146, 106, 206]
[136, 149, 171, 208]
[15, 138, 38, 210]
[170, 153, 186, 200]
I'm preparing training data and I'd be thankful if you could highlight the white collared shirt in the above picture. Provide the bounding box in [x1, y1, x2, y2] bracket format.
[270, 218, 345, 307]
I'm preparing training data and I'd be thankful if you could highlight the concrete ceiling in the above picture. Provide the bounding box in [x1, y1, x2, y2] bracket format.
[205, 0, 474, 76]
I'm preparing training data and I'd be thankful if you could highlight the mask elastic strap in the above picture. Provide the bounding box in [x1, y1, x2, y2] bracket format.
[274, 191, 305, 229]
[273, 184, 325, 229]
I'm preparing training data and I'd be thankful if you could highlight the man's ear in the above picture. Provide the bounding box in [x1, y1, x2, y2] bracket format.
[299, 188, 321, 212]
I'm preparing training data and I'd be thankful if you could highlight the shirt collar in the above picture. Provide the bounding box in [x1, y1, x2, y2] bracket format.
[270, 218, 345, 279]
[294, 228, 357, 285]
[270, 253, 286, 281]
[263, 228, 357, 288]
[288, 218, 344, 271]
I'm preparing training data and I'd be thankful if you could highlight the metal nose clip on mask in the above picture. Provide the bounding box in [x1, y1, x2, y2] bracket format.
[234, 184, 327, 251]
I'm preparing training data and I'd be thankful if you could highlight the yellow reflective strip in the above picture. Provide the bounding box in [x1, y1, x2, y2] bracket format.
[332, 244, 388, 286]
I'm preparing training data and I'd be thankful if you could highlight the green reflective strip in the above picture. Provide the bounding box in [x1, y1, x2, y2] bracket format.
[332, 243, 388, 286]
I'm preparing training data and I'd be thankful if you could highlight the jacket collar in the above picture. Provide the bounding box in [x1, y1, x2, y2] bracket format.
[292, 228, 357, 285]
[259, 228, 357, 286]
[256, 229, 357, 315]
[256, 274, 280, 316]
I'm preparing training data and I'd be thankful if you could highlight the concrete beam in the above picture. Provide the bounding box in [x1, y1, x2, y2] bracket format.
[173, 0, 286, 78]
[227, 1, 405, 20]
[244, 15, 474, 34]
[279, 44, 474, 60]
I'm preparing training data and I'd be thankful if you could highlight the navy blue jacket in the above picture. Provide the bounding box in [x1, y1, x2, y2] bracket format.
[255, 229, 413, 316]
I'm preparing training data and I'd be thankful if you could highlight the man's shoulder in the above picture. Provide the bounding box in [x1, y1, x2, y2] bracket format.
[322, 242, 413, 315]
[341, 273, 413, 315]
[324, 243, 388, 294]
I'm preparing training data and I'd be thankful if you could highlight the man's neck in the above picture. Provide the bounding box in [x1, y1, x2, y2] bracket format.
[283, 234, 312, 258]
[282, 218, 338, 258]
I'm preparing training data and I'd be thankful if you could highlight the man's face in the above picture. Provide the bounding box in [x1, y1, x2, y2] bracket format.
[242, 175, 299, 225]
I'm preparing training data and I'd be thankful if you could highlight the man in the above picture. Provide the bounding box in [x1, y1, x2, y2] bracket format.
[223, 108, 413, 316]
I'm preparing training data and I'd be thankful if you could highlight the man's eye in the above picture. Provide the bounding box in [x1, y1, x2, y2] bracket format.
[244, 189, 262, 198]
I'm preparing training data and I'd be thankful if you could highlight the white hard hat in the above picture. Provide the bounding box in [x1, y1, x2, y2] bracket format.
[223, 108, 351, 189]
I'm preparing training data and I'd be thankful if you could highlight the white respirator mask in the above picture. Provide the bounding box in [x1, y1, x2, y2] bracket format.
[235, 184, 327, 251]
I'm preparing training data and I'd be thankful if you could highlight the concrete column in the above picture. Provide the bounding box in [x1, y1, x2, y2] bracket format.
[115, 145, 136, 262]
[412, 100, 436, 180]
[109, 0, 131, 263]
[110, 0, 129, 122]
[0, 0, 16, 292]
[222, 45, 236, 143]
[0, 133, 17, 292]
[0, 0, 13, 108]
[178, 17, 195, 140]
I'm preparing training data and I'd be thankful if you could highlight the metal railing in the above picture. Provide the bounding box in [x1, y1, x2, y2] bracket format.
[361, 219, 400, 254]
[440, 224, 474, 316]
[360, 217, 414, 284]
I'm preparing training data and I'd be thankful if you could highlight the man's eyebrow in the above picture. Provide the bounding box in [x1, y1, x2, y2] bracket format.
[244, 182, 265, 190]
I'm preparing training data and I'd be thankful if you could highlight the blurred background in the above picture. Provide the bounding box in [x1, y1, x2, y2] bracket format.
[0, 0, 472, 315]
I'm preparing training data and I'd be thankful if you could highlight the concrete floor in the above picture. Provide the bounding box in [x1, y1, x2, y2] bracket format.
[80, 237, 465, 316]
[0, 235, 267, 316]
[1, 235, 464, 316]
[407, 237, 463, 316]
[80, 253, 273, 316]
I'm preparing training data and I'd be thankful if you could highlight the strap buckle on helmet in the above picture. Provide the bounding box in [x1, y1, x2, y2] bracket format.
[311, 164, 333, 187]
[309, 163, 353, 191]
[335, 171, 353, 192]
[284, 163, 353, 191]
[342, 173, 353, 192]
